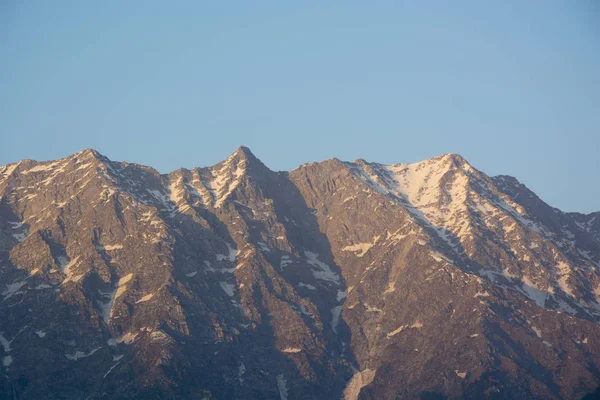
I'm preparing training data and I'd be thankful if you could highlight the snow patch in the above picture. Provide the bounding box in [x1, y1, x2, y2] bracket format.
[238, 361, 246, 383]
[298, 282, 316, 290]
[107, 332, 138, 346]
[135, 293, 154, 303]
[65, 346, 101, 361]
[331, 305, 343, 333]
[12, 233, 26, 242]
[103, 362, 120, 379]
[305, 251, 340, 284]
[216, 243, 238, 262]
[103, 244, 124, 251]
[277, 374, 289, 400]
[343, 369, 376, 400]
[555, 262, 573, 296]
[386, 321, 423, 338]
[342, 236, 380, 257]
[280, 256, 293, 270]
[118, 273, 133, 286]
[383, 281, 396, 295]
[220, 282, 235, 297]
[24, 162, 60, 173]
[0, 332, 12, 352]
[521, 277, 548, 307]
[98, 273, 133, 322]
[0, 162, 20, 178]
[8, 221, 23, 229]
[60, 256, 82, 283]
[150, 331, 168, 341]
[281, 347, 302, 353]
[257, 241, 271, 252]
[2, 281, 27, 300]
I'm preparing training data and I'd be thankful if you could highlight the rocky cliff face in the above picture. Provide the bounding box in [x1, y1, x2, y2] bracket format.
[1, 147, 599, 399]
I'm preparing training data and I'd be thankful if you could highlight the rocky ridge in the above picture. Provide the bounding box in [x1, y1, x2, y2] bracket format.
[1, 147, 599, 399]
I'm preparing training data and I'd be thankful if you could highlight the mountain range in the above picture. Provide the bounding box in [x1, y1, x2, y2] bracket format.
[1, 147, 599, 399]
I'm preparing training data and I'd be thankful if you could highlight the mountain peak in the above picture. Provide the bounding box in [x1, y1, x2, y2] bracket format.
[430, 153, 471, 170]
[231, 145, 256, 160]
[75, 148, 100, 157]
[63, 148, 115, 170]
[221, 145, 270, 175]
[70, 148, 106, 161]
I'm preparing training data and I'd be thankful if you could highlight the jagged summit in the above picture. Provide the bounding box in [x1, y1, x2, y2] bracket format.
[74, 148, 103, 158]
[219, 145, 270, 173]
[234, 144, 253, 157]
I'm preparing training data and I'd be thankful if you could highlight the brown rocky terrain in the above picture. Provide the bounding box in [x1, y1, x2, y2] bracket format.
[1, 147, 599, 399]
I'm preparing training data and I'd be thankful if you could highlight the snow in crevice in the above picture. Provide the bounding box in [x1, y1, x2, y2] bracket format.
[135, 293, 154, 303]
[238, 362, 246, 384]
[0, 332, 13, 353]
[298, 282, 316, 290]
[555, 261, 574, 296]
[22, 161, 62, 174]
[277, 374, 289, 400]
[8, 221, 23, 229]
[100, 244, 124, 251]
[98, 273, 133, 323]
[257, 241, 271, 252]
[0, 331, 16, 368]
[146, 188, 178, 217]
[281, 347, 302, 353]
[97, 289, 117, 323]
[219, 282, 235, 297]
[0, 162, 21, 179]
[342, 236, 381, 257]
[107, 332, 138, 346]
[383, 280, 396, 295]
[65, 346, 102, 361]
[331, 305, 343, 333]
[386, 321, 423, 338]
[2, 280, 27, 301]
[478, 266, 595, 319]
[280, 255, 293, 270]
[304, 251, 340, 284]
[12, 232, 27, 242]
[343, 369, 377, 400]
[216, 242, 238, 262]
[168, 176, 192, 215]
[103, 362, 120, 379]
[59, 255, 83, 284]
[521, 277, 550, 307]
[190, 153, 247, 209]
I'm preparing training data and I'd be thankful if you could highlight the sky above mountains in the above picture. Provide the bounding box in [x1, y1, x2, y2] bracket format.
[1, 1, 599, 213]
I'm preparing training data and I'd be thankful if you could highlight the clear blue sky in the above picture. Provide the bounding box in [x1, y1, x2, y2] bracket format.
[1, 1, 599, 213]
